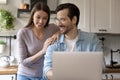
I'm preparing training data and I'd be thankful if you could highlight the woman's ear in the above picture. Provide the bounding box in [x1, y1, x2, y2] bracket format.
[72, 16, 77, 25]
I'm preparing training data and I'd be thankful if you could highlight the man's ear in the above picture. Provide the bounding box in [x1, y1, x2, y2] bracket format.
[72, 16, 77, 25]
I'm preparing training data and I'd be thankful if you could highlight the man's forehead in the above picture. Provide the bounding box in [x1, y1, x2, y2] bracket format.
[56, 9, 69, 18]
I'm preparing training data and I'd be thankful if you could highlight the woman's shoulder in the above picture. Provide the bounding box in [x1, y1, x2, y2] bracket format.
[47, 23, 59, 30]
[17, 27, 32, 36]
[47, 23, 58, 28]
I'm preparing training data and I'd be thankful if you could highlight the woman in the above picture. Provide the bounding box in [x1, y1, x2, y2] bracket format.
[17, 2, 59, 80]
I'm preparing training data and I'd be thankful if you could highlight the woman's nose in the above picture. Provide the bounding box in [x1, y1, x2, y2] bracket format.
[39, 19, 43, 23]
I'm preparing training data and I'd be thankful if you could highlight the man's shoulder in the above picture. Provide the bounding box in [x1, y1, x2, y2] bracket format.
[78, 30, 98, 41]
[79, 30, 97, 37]
[47, 41, 58, 52]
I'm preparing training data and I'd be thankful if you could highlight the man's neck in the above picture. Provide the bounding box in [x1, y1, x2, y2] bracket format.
[65, 27, 78, 40]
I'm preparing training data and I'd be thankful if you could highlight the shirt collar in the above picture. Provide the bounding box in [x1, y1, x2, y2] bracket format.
[58, 29, 85, 43]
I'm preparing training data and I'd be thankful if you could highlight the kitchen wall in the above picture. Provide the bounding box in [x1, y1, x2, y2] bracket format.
[0, 0, 29, 65]
[102, 35, 120, 65]
[0, 0, 120, 66]
[0, 0, 28, 35]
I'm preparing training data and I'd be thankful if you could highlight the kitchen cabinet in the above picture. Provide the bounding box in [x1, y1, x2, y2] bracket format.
[0, 75, 16, 80]
[60, 0, 120, 34]
[103, 73, 120, 80]
[91, 0, 120, 34]
[75, 0, 91, 32]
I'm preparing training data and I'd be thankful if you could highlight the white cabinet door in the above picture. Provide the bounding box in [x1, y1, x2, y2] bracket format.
[103, 73, 120, 80]
[0, 75, 16, 80]
[110, 0, 120, 34]
[91, 0, 111, 33]
[77, 0, 91, 32]
[91, 0, 120, 34]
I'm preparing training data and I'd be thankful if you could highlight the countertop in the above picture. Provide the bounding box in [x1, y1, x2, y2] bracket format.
[0, 65, 120, 75]
[0, 65, 18, 75]
[105, 65, 120, 73]
[105, 68, 120, 73]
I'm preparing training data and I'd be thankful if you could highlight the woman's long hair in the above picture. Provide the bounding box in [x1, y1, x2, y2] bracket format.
[25, 2, 50, 28]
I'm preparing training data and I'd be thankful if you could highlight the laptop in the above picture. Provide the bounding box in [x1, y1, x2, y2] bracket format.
[52, 51, 103, 80]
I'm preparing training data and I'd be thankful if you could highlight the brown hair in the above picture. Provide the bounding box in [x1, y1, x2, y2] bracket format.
[25, 2, 50, 28]
[56, 3, 80, 26]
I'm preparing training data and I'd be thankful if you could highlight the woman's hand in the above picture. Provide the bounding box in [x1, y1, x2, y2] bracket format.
[30, 37, 54, 61]
[41, 37, 54, 54]
[47, 69, 53, 80]
[51, 31, 61, 43]
[41, 31, 60, 54]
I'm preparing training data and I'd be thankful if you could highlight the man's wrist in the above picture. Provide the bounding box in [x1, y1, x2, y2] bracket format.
[46, 69, 53, 80]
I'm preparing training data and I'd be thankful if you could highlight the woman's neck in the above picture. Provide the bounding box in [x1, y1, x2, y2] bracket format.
[32, 27, 45, 40]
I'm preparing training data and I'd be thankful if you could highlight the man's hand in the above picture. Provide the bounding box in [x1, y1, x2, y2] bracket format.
[46, 69, 53, 80]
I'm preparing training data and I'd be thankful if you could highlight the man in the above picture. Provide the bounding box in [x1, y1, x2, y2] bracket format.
[43, 3, 103, 80]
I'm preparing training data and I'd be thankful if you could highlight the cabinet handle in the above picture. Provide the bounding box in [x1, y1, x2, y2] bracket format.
[105, 74, 108, 80]
[111, 75, 113, 80]
[11, 76, 14, 80]
[99, 29, 107, 32]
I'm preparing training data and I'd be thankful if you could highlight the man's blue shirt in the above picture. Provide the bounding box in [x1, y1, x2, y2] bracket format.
[43, 30, 103, 79]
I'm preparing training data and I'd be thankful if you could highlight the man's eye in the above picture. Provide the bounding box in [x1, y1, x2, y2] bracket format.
[43, 17, 47, 20]
[61, 18, 65, 21]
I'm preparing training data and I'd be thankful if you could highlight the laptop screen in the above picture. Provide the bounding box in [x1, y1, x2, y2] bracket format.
[52, 51, 103, 80]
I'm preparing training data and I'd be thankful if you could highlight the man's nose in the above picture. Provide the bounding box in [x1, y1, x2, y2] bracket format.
[56, 21, 63, 26]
